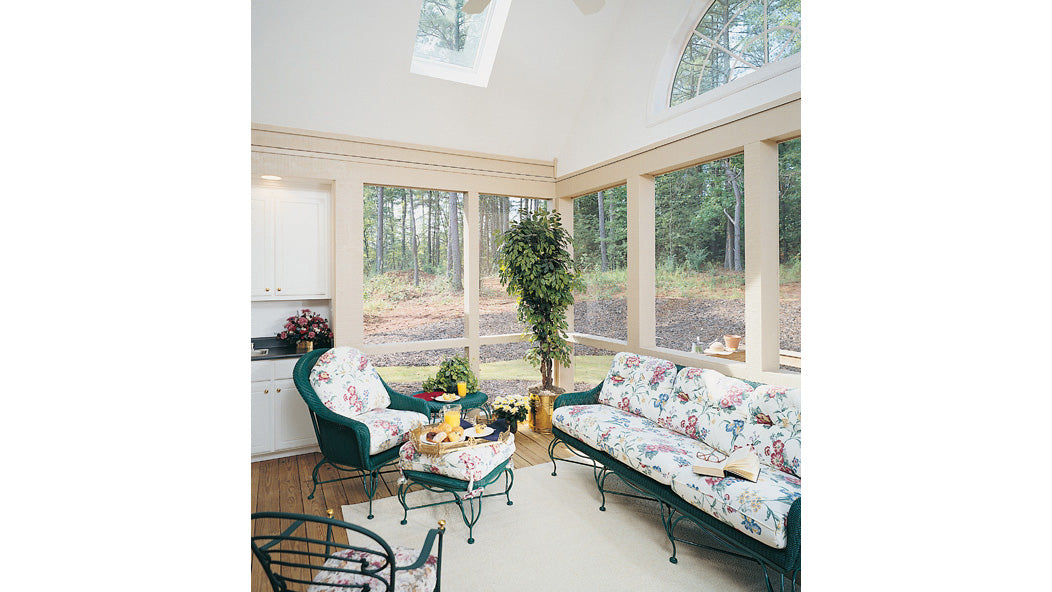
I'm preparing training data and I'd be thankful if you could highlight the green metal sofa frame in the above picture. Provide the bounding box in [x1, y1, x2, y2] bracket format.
[293, 348, 432, 519]
[547, 378, 801, 592]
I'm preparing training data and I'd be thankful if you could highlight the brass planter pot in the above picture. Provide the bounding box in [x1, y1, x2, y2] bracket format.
[296, 340, 314, 353]
[529, 392, 557, 434]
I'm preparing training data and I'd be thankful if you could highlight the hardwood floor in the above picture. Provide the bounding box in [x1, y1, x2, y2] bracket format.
[250, 427, 571, 591]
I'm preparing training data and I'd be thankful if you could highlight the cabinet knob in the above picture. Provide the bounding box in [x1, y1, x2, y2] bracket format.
[276, 388, 281, 393]
[277, 288, 282, 292]
[265, 288, 270, 292]
[264, 389, 269, 394]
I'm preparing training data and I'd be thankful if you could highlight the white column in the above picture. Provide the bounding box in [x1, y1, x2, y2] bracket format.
[744, 141, 780, 373]
[463, 190, 481, 375]
[332, 174, 364, 347]
[626, 175, 656, 351]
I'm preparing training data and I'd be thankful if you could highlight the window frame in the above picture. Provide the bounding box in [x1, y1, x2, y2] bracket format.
[410, 0, 513, 88]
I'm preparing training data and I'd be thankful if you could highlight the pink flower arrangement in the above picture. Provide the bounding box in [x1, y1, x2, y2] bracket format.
[278, 308, 333, 346]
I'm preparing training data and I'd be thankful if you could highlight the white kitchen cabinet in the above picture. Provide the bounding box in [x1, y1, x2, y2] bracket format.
[252, 182, 331, 301]
[252, 358, 318, 459]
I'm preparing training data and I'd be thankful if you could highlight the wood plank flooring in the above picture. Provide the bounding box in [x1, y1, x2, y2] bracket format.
[250, 427, 571, 591]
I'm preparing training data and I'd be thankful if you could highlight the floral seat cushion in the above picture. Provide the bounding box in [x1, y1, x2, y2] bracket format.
[553, 404, 664, 468]
[669, 461, 800, 549]
[357, 408, 430, 455]
[307, 545, 438, 592]
[596, 352, 678, 423]
[309, 347, 391, 419]
[398, 435, 516, 489]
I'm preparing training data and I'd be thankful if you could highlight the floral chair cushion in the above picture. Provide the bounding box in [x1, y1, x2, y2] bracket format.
[399, 435, 516, 491]
[657, 367, 754, 454]
[596, 352, 678, 423]
[357, 408, 430, 455]
[309, 347, 391, 419]
[741, 385, 801, 478]
[669, 462, 801, 549]
[307, 545, 438, 592]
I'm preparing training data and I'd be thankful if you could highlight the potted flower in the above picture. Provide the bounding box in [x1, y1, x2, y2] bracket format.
[278, 309, 333, 353]
[491, 395, 529, 433]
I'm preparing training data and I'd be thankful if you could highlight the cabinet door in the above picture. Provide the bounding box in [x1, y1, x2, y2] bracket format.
[273, 190, 330, 299]
[251, 381, 274, 455]
[251, 195, 274, 299]
[273, 378, 317, 450]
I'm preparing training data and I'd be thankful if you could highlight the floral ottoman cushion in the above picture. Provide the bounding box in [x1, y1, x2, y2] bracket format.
[308, 545, 438, 592]
[398, 435, 516, 491]
[669, 461, 801, 549]
[596, 352, 678, 423]
[357, 408, 430, 455]
[309, 347, 391, 419]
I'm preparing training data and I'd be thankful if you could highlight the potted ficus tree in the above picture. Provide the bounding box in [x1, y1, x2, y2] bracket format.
[495, 208, 582, 433]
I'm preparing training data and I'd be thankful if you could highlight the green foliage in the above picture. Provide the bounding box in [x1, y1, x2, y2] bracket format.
[496, 208, 582, 390]
[421, 355, 478, 394]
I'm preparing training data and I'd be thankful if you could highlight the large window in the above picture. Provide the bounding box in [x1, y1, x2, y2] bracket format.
[778, 138, 801, 372]
[479, 195, 548, 338]
[670, 0, 801, 107]
[653, 155, 747, 354]
[363, 186, 464, 345]
[573, 186, 628, 343]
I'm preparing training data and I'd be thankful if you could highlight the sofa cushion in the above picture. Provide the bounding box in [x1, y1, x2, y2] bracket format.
[309, 346, 391, 418]
[741, 385, 801, 477]
[553, 404, 665, 468]
[658, 367, 754, 454]
[596, 352, 677, 422]
[357, 408, 430, 455]
[669, 463, 801, 549]
[308, 545, 438, 592]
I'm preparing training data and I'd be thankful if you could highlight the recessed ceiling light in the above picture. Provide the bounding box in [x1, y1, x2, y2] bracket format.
[260, 175, 282, 181]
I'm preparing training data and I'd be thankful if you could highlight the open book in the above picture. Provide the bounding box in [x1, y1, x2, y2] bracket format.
[692, 448, 761, 482]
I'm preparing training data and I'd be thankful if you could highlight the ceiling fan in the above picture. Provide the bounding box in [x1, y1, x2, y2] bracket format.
[463, 0, 605, 16]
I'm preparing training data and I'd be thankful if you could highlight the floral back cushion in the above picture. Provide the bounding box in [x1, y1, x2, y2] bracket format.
[597, 352, 677, 422]
[308, 347, 391, 419]
[658, 367, 754, 454]
[741, 385, 801, 477]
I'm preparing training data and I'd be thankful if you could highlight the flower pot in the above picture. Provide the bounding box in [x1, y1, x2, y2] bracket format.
[529, 392, 557, 435]
[723, 334, 742, 351]
[296, 340, 314, 353]
[508, 419, 518, 434]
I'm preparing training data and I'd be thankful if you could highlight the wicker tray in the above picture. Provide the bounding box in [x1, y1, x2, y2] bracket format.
[409, 422, 511, 456]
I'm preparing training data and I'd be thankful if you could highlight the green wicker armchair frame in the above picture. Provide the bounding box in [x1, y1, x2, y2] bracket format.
[251, 510, 445, 591]
[547, 379, 801, 592]
[293, 348, 432, 519]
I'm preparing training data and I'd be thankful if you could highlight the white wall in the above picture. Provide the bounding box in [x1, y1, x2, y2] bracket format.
[251, 300, 331, 339]
[556, 0, 801, 176]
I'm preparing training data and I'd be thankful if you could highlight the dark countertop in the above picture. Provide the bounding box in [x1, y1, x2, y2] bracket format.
[251, 336, 305, 361]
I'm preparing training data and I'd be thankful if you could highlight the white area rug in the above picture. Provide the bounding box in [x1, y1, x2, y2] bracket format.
[341, 460, 774, 591]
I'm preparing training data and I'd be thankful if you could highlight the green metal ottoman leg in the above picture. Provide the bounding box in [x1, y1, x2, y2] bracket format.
[454, 494, 484, 544]
[503, 468, 515, 505]
[398, 479, 411, 525]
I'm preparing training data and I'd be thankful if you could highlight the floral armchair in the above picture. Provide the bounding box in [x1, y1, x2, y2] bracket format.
[293, 347, 431, 518]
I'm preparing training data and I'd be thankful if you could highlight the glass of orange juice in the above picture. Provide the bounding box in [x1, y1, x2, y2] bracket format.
[456, 381, 467, 397]
[442, 404, 461, 428]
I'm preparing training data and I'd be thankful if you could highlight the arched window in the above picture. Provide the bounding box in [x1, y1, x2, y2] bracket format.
[670, 0, 800, 107]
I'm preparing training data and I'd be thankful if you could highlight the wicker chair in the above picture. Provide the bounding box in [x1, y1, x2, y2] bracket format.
[252, 510, 445, 591]
[293, 347, 431, 518]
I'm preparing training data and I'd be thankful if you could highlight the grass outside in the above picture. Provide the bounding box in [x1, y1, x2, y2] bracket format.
[376, 355, 614, 387]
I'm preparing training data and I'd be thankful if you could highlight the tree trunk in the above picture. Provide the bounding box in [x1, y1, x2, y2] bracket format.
[401, 189, 407, 267]
[723, 160, 743, 271]
[376, 186, 385, 274]
[597, 189, 608, 272]
[447, 192, 462, 291]
[409, 189, 420, 286]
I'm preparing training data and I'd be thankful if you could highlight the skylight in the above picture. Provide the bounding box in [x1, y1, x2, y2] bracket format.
[410, 0, 512, 87]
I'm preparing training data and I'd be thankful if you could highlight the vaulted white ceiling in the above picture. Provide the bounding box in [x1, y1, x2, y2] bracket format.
[252, 0, 799, 175]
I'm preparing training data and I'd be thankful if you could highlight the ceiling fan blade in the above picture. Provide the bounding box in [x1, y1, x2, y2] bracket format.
[572, 0, 605, 15]
[462, 0, 492, 15]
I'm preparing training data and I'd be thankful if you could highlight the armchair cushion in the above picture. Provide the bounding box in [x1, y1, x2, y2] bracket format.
[596, 352, 677, 422]
[357, 408, 430, 455]
[309, 346, 391, 418]
[308, 545, 438, 592]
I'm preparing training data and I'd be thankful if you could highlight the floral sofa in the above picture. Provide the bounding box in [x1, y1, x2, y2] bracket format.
[549, 352, 801, 586]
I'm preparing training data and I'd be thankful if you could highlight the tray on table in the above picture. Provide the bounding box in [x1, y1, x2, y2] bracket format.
[409, 420, 511, 456]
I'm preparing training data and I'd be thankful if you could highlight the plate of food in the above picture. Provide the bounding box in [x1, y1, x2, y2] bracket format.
[435, 393, 461, 402]
[423, 423, 466, 444]
[465, 425, 494, 438]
